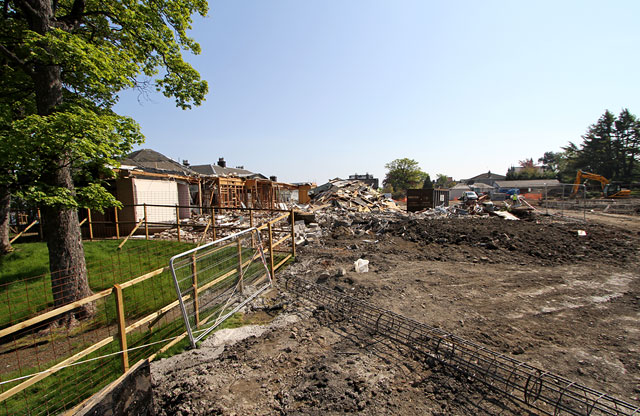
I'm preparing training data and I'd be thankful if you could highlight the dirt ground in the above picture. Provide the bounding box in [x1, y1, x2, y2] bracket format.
[152, 210, 640, 415]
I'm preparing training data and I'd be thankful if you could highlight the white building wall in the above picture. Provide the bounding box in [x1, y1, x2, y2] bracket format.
[133, 178, 178, 223]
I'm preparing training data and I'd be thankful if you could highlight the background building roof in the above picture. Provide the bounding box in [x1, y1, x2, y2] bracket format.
[122, 149, 197, 176]
[495, 179, 561, 188]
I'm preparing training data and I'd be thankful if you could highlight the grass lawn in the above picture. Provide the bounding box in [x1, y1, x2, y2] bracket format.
[0, 239, 194, 285]
[2, 310, 272, 416]
[0, 236, 292, 415]
[0, 239, 195, 327]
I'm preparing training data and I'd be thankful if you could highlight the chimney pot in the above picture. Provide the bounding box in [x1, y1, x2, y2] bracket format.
[217, 157, 226, 168]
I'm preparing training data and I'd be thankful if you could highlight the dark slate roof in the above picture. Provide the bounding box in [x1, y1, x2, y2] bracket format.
[190, 164, 267, 179]
[122, 149, 197, 176]
[467, 171, 506, 181]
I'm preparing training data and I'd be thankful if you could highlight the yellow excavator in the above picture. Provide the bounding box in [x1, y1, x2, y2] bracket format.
[570, 170, 631, 198]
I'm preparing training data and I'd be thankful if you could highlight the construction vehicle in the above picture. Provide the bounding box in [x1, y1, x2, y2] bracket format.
[570, 170, 631, 198]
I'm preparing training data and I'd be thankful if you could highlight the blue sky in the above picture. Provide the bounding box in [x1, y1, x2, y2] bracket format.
[114, 0, 640, 184]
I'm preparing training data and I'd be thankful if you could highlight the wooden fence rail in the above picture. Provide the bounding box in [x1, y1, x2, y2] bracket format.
[7, 204, 293, 245]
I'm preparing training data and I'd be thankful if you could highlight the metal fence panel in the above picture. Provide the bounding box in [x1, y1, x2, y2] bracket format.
[169, 228, 272, 348]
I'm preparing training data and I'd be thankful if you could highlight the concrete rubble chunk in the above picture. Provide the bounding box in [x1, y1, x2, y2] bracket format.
[354, 258, 369, 273]
[309, 179, 401, 213]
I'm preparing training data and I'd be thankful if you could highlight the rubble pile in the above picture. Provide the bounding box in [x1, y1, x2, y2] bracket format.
[291, 201, 526, 246]
[292, 210, 407, 246]
[309, 179, 400, 212]
[153, 210, 291, 243]
[152, 183, 531, 246]
[412, 205, 483, 218]
[412, 200, 530, 220]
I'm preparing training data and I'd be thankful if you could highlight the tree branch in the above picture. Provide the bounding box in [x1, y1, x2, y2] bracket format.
[15, 0, 39, 21]
[0, 43, 34, 76]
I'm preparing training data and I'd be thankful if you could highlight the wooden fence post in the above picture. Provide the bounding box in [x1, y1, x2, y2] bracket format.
[198, 180, 203, 214]
[211, 206, 217, 241]
[176, 205, 181, 243]
[237, 238, 244, 294]
[87, 208, 94, 241]
[37, 209, 43, 241]
[249, 209, 255, 247]
[191, 254, 200, 328]
[144, 203, 149, 240]
[290, 209, 296, 257]
[114, 284, 130, 373]
[114, 207, 120, 239]
[267, 222, 275, 281]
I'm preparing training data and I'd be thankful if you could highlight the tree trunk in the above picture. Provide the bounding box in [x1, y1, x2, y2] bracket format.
[42, 162, 95, 320]
[0, 185, 12, 255]
[22, 0, 95, 320]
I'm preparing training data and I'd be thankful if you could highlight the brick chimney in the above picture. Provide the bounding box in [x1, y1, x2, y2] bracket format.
[217, 157, 226, 168]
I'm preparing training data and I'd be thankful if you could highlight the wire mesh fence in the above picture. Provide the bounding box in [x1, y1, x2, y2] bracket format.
[7, 202, 295, 246]
[495, 182, 640, 217]
[537, 183, 639, 216]
[0, 208, 296, 415]
[517, 183, 588, 220]
[170, 228, 273, 348]
[0, 241, 190, 329]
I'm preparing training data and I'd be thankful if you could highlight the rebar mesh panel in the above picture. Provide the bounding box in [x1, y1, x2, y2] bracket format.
[287, 277, 640, 416]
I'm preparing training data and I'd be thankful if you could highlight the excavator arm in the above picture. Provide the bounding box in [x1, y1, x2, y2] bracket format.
[570, 170, 608, 197]
[571, 170, 630, 198]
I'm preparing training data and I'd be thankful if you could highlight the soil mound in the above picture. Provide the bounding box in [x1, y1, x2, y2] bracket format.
[382, 217, 638, 266]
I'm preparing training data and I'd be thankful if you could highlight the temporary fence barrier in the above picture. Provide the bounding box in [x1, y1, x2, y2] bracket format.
[515, 182, 639, 218]
[169, 228, 272, 348]
[539, 183, 587, 221]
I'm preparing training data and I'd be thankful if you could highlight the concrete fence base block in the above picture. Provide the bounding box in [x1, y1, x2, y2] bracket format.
[73, 359, 154, 416]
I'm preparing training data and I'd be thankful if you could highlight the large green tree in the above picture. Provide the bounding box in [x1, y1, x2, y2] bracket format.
[0, 0, 208, 318]
[421, 174, 433, 189]
[576, 109, 640, 182]
[383, 158, 427, 196]
[535, 109, 640, 185]
[547, 110, 640, 184]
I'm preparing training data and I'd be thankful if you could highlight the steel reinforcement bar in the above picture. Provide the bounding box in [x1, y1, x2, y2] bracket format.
[286, 277, 640, 416]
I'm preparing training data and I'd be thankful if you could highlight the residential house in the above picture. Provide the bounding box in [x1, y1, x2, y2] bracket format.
[115, 149, 200, 233]
[464, 171, 506, 187]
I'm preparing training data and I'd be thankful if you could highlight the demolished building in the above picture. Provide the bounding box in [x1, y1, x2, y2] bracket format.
[81, 149, 310, 238]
